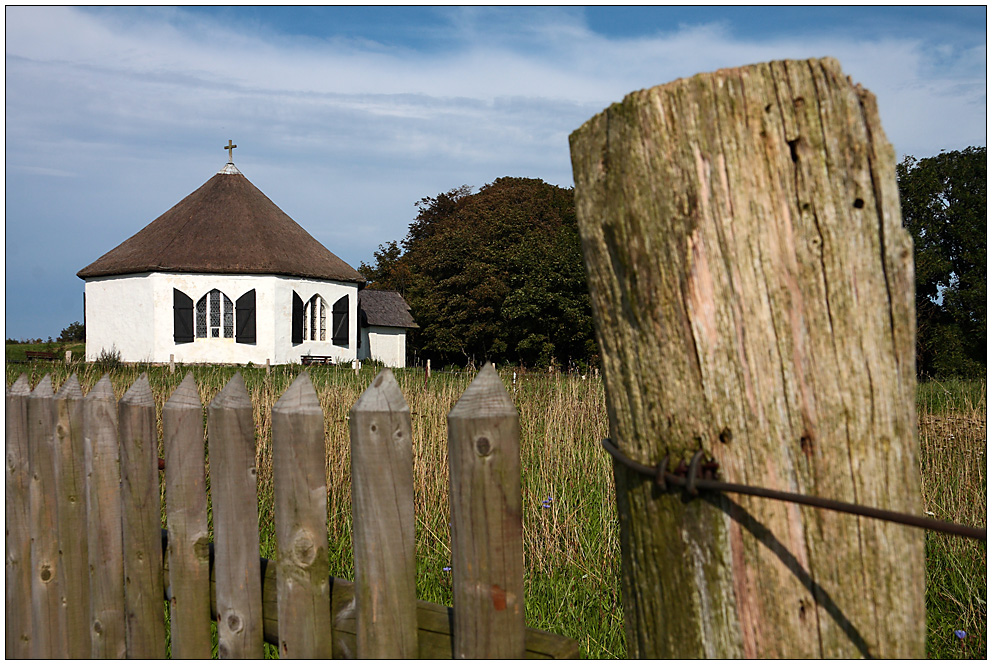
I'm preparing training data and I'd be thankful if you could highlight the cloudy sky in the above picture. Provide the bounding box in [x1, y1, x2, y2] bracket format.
[5, 5, 987, 340]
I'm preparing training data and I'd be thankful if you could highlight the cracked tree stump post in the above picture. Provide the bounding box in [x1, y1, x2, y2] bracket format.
[569, 58, 922, 658]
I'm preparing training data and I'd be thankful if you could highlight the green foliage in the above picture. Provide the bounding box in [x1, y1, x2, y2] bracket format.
[898, 146, 986, 379]
[95, 345, 122, 370]
[59, 321, 85, 342]
[363, 178, 596, 368]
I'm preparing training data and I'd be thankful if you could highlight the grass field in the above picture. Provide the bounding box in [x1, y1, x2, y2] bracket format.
[5, 356, 985, 659]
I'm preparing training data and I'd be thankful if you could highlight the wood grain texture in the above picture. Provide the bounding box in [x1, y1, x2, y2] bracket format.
[208, 373, 264, 659]
[28, 375, 67, 658]
[53, 375, 91, 658]
[162, 373, 212, 658]
[349, 369, 418, 658]
[569, 58, 922, 658]
[118, 373, 166, 658]
[157, 530, 579, 658]
[6, 374, 33, 657]
[447, 363, 525, 659]
[83, 375, 126, 658]
[272, 372, 332, 658]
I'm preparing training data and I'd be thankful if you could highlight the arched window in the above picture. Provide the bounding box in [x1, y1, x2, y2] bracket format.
[302, 295, 327, 341]
[196, 289, 234, 339]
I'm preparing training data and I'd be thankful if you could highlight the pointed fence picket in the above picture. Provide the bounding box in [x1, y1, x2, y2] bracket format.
[4, 367, 578, 659]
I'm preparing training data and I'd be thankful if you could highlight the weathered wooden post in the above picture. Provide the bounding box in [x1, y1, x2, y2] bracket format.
[6, 375, 33, 658]
[118, 374, 166, 657]
[162, 373, 212, 658]
[208, 373, 264, 658]
[570, 58, 922, 658]
[53, 375, 90, 658]
[273, 373, 332, 658]
[28, 375, 67, 658]
[350, 369, 418, 658]
[84, 375, 126, 658]
[447, 363, 525, 658]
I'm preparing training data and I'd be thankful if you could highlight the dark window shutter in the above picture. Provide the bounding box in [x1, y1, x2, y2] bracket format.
[332, 295, 349, 346]
[173, 289, 193, 344]
[292, 291, 304, 345]
[236, 290, 256, 344]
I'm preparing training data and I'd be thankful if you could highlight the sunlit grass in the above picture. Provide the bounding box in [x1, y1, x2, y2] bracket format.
[6, 360, 984, 659]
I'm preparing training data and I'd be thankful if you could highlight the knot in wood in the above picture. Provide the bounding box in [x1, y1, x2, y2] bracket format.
[226, 612, 244, 634]
[56, 424, 67, 438]
[292, 530, 318, 567]
[475, 436, 492, 457]
[92, 620, 103, 635]
[193, 535, 210, 561]
[40, 565, 52, 582]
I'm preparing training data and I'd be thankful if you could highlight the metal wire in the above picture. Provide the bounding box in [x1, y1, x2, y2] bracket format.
[601, 438, 987, 541]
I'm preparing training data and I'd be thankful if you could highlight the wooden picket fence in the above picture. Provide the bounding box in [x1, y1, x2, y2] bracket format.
[5, 364, 577, 659]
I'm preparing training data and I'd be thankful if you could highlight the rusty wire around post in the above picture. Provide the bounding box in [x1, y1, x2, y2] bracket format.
[601, 438, 987, 541]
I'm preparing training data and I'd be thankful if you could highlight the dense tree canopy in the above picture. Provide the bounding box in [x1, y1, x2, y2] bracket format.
[362, 151, 986, 376]
[359, 177, 596, 368]
[897, 146, 986, 379]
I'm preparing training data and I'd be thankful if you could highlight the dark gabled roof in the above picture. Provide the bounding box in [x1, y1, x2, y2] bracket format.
[359, 289, 418, 329]
[77, 163, 365, 283]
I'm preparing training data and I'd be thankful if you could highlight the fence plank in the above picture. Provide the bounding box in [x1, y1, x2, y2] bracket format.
[157, 529, 580, 658]
[6, 374, 33, 657]
[118, 373, 166, 657]
[569, 57, 922, 657]
[53, 375, 91, 658]
[272, 372, 332, 658]
[350, 369, 418, 658]
[162, 372, 212, 658]
[83, 375, 126, 658]
[28, 374, 67, 657]
[447, 363, 525, 658]
[208, 373, 264, 658]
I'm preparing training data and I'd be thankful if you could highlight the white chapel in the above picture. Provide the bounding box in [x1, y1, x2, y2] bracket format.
[77, 145, 415, 367]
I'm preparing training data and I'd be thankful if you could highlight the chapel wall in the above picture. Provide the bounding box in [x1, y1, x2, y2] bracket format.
[84, 274, 156, 362]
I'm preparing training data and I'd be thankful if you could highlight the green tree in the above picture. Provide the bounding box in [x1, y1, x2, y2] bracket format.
[897, 146, 986, 378]
[364, 177, 596, 368]
[58, 321, 85, 342]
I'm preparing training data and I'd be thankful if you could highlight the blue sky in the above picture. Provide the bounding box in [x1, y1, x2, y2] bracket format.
[5, 5, 987, 340]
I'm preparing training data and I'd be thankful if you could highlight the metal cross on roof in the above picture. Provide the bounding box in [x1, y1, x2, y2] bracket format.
[224, 139, 237, 162]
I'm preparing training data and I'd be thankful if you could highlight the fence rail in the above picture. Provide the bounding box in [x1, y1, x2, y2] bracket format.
[5, 366, 578, 659]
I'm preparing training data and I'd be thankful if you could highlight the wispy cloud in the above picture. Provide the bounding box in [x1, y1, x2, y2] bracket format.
[4, 6, 985, 338]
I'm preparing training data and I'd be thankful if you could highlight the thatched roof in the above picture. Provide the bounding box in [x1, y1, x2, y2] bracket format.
[77, 163, 365, 283]
[359, 289, 418, 329]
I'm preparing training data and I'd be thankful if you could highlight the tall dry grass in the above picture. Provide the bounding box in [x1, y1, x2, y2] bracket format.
[6, 361, 984, 658]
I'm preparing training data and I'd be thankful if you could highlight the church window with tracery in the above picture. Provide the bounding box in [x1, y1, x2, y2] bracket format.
[196, 289, 234, 339]
[302, 295, 327, 341]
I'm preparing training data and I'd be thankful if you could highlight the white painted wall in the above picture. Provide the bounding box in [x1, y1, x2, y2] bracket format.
[359, 325, 408, 368]
[84, 272, 360, 364]
[272, 276, 358, 365]
[84, 273, 155, 362]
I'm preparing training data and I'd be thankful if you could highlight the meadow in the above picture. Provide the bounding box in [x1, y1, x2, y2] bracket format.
[5, 357, 985, 659]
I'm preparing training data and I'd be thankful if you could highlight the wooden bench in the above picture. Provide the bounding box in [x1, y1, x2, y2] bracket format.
[25, 351, 58, 361]
[301, 355, 335, 366]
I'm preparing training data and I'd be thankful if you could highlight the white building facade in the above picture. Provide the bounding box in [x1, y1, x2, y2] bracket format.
[79, 160, 371, 365]
[84, 272, 359, 364]
[356, 289, 418, 368]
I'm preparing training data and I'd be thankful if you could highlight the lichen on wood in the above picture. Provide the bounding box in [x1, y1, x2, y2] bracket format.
[570, 57, 922, 658]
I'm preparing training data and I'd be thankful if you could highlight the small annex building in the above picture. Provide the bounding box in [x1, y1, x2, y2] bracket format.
[77, 152, 415, 366]
[357, 289, 419, 368]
